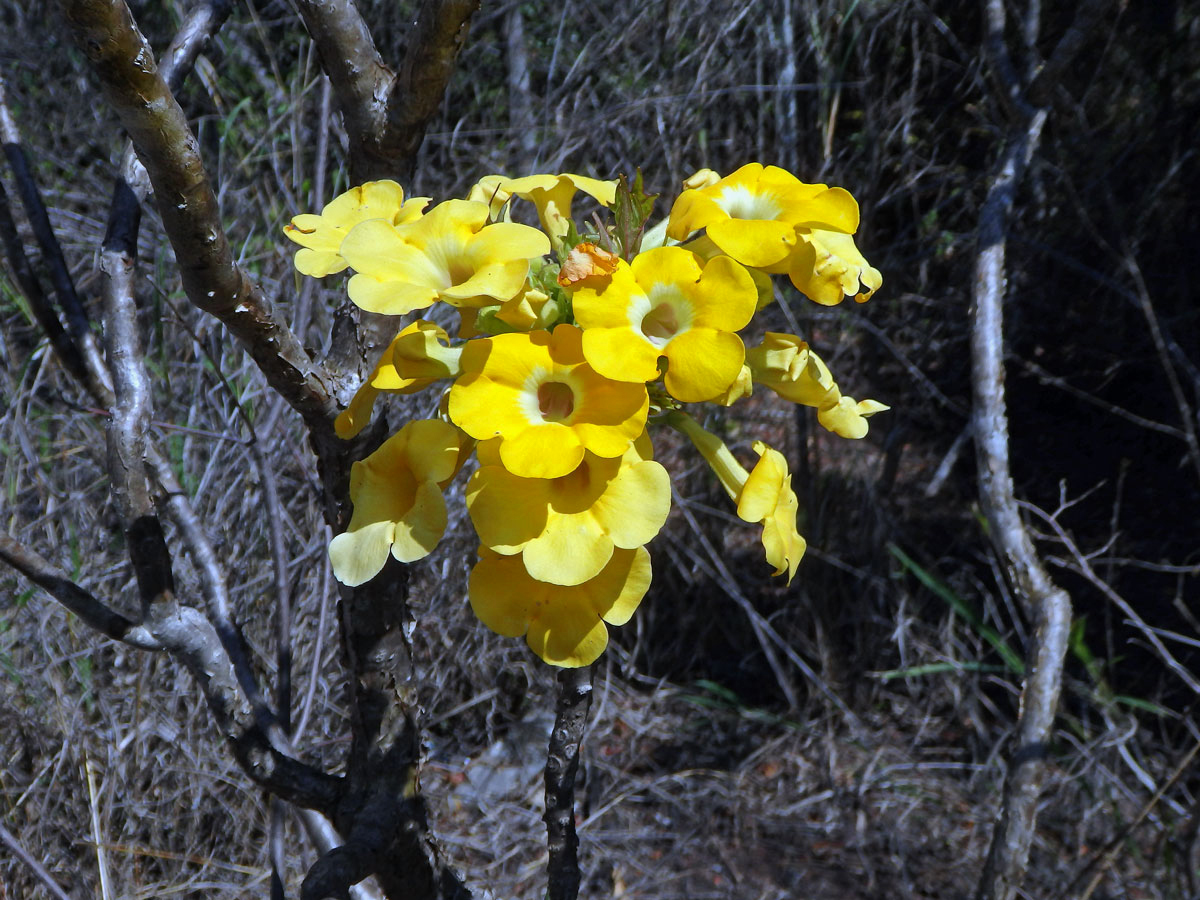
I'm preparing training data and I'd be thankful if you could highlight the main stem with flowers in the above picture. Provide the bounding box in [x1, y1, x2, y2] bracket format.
[285, 162, 886, 893]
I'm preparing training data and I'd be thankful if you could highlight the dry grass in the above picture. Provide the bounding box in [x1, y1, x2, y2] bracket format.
[2, 0, 1199, 897]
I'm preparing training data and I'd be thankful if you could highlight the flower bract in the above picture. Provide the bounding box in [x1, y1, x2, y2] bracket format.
[284, 180, 427, 277]
[466, 436, 670, 586]
[339, 199, 550, 316]
[571, 246, 757, 403]
[448, 324, 648, 479]
[469, 546, 651, 667]
[327, 419, 466, 586]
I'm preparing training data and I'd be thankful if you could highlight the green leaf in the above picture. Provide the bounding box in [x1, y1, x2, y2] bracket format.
[872, 662, 1009, 682]
[889, 543, 1025, 675]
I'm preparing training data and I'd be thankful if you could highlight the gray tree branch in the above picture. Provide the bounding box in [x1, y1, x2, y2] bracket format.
[970, 76, 1072, 900]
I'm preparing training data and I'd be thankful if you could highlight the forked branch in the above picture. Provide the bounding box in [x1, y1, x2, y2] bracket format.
[58, 0, 339, 436]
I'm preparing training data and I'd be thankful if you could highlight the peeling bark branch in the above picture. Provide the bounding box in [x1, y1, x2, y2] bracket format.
[59, 0, 339, 435]
[545, 666, 592, 900]
[110, 0, 235, 226]
[97, 163, 342, 816]
[970, 104, 1073, 900]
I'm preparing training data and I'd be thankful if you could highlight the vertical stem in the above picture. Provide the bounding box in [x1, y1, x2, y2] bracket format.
[971, 109, 1073, 900]
[544, 666, 593, 900]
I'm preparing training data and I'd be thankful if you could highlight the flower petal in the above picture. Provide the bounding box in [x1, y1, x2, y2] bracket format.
[663, 329, 746, 402]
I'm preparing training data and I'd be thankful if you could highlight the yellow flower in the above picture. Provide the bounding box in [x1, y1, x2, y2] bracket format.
[339, 199, 550, 316]
[571, 246, 757, 403]
[469, 546, 651, 667]
[746, 332, 889, 438]
[817, 396, 890, 440]
[675, 414, 806, 584]
[680, 234, 776, 310]
[468, 173, 617, 249]
[666, 163, 858, 268]
[448, 324, 648, 479]
[746, 332, 839, 408]
[335, 321, 464, 439]
[787, 228, 882, 305]
[284, 181, 428, 277]
[328, 419, 468, 586]
[466, 435, 670, 586]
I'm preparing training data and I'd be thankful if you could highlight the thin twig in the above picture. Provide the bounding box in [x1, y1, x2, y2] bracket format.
[1026, 502, 1200, 697]
[1059, 738, 1200, 900]
[0, 821, 74, 900]
[0, 532, 160, 650]
[84, 754, 114, 900]
[545, 666, 593, 900]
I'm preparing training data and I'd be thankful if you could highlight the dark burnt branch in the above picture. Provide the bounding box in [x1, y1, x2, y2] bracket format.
[0, 74, 94, 343]
[59, 0, 339, 436]
[545, 666, 593, 900]
[0, 72, 112, 400]
[0, 176, 94, 388]
[0, 526, 339, 813]
[298, 558, 469, 900]
[294, 0, 477, 182]
[0, 532, 160, 651]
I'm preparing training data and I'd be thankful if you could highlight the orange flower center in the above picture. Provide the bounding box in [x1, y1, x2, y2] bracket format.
[538, 381, 575, 421]
[641, 303, 680, 345]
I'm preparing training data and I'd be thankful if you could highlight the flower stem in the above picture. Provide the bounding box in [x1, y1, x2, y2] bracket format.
[544, 665, 593, 900]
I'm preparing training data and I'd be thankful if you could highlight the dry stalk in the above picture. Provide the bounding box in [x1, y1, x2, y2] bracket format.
[545, 666, 593, 900]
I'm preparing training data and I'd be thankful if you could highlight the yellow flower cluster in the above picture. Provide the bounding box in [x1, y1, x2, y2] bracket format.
[285, 165, 886, 667]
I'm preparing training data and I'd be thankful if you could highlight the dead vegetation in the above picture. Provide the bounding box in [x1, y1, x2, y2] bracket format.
[2, 0, 1199, 897]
